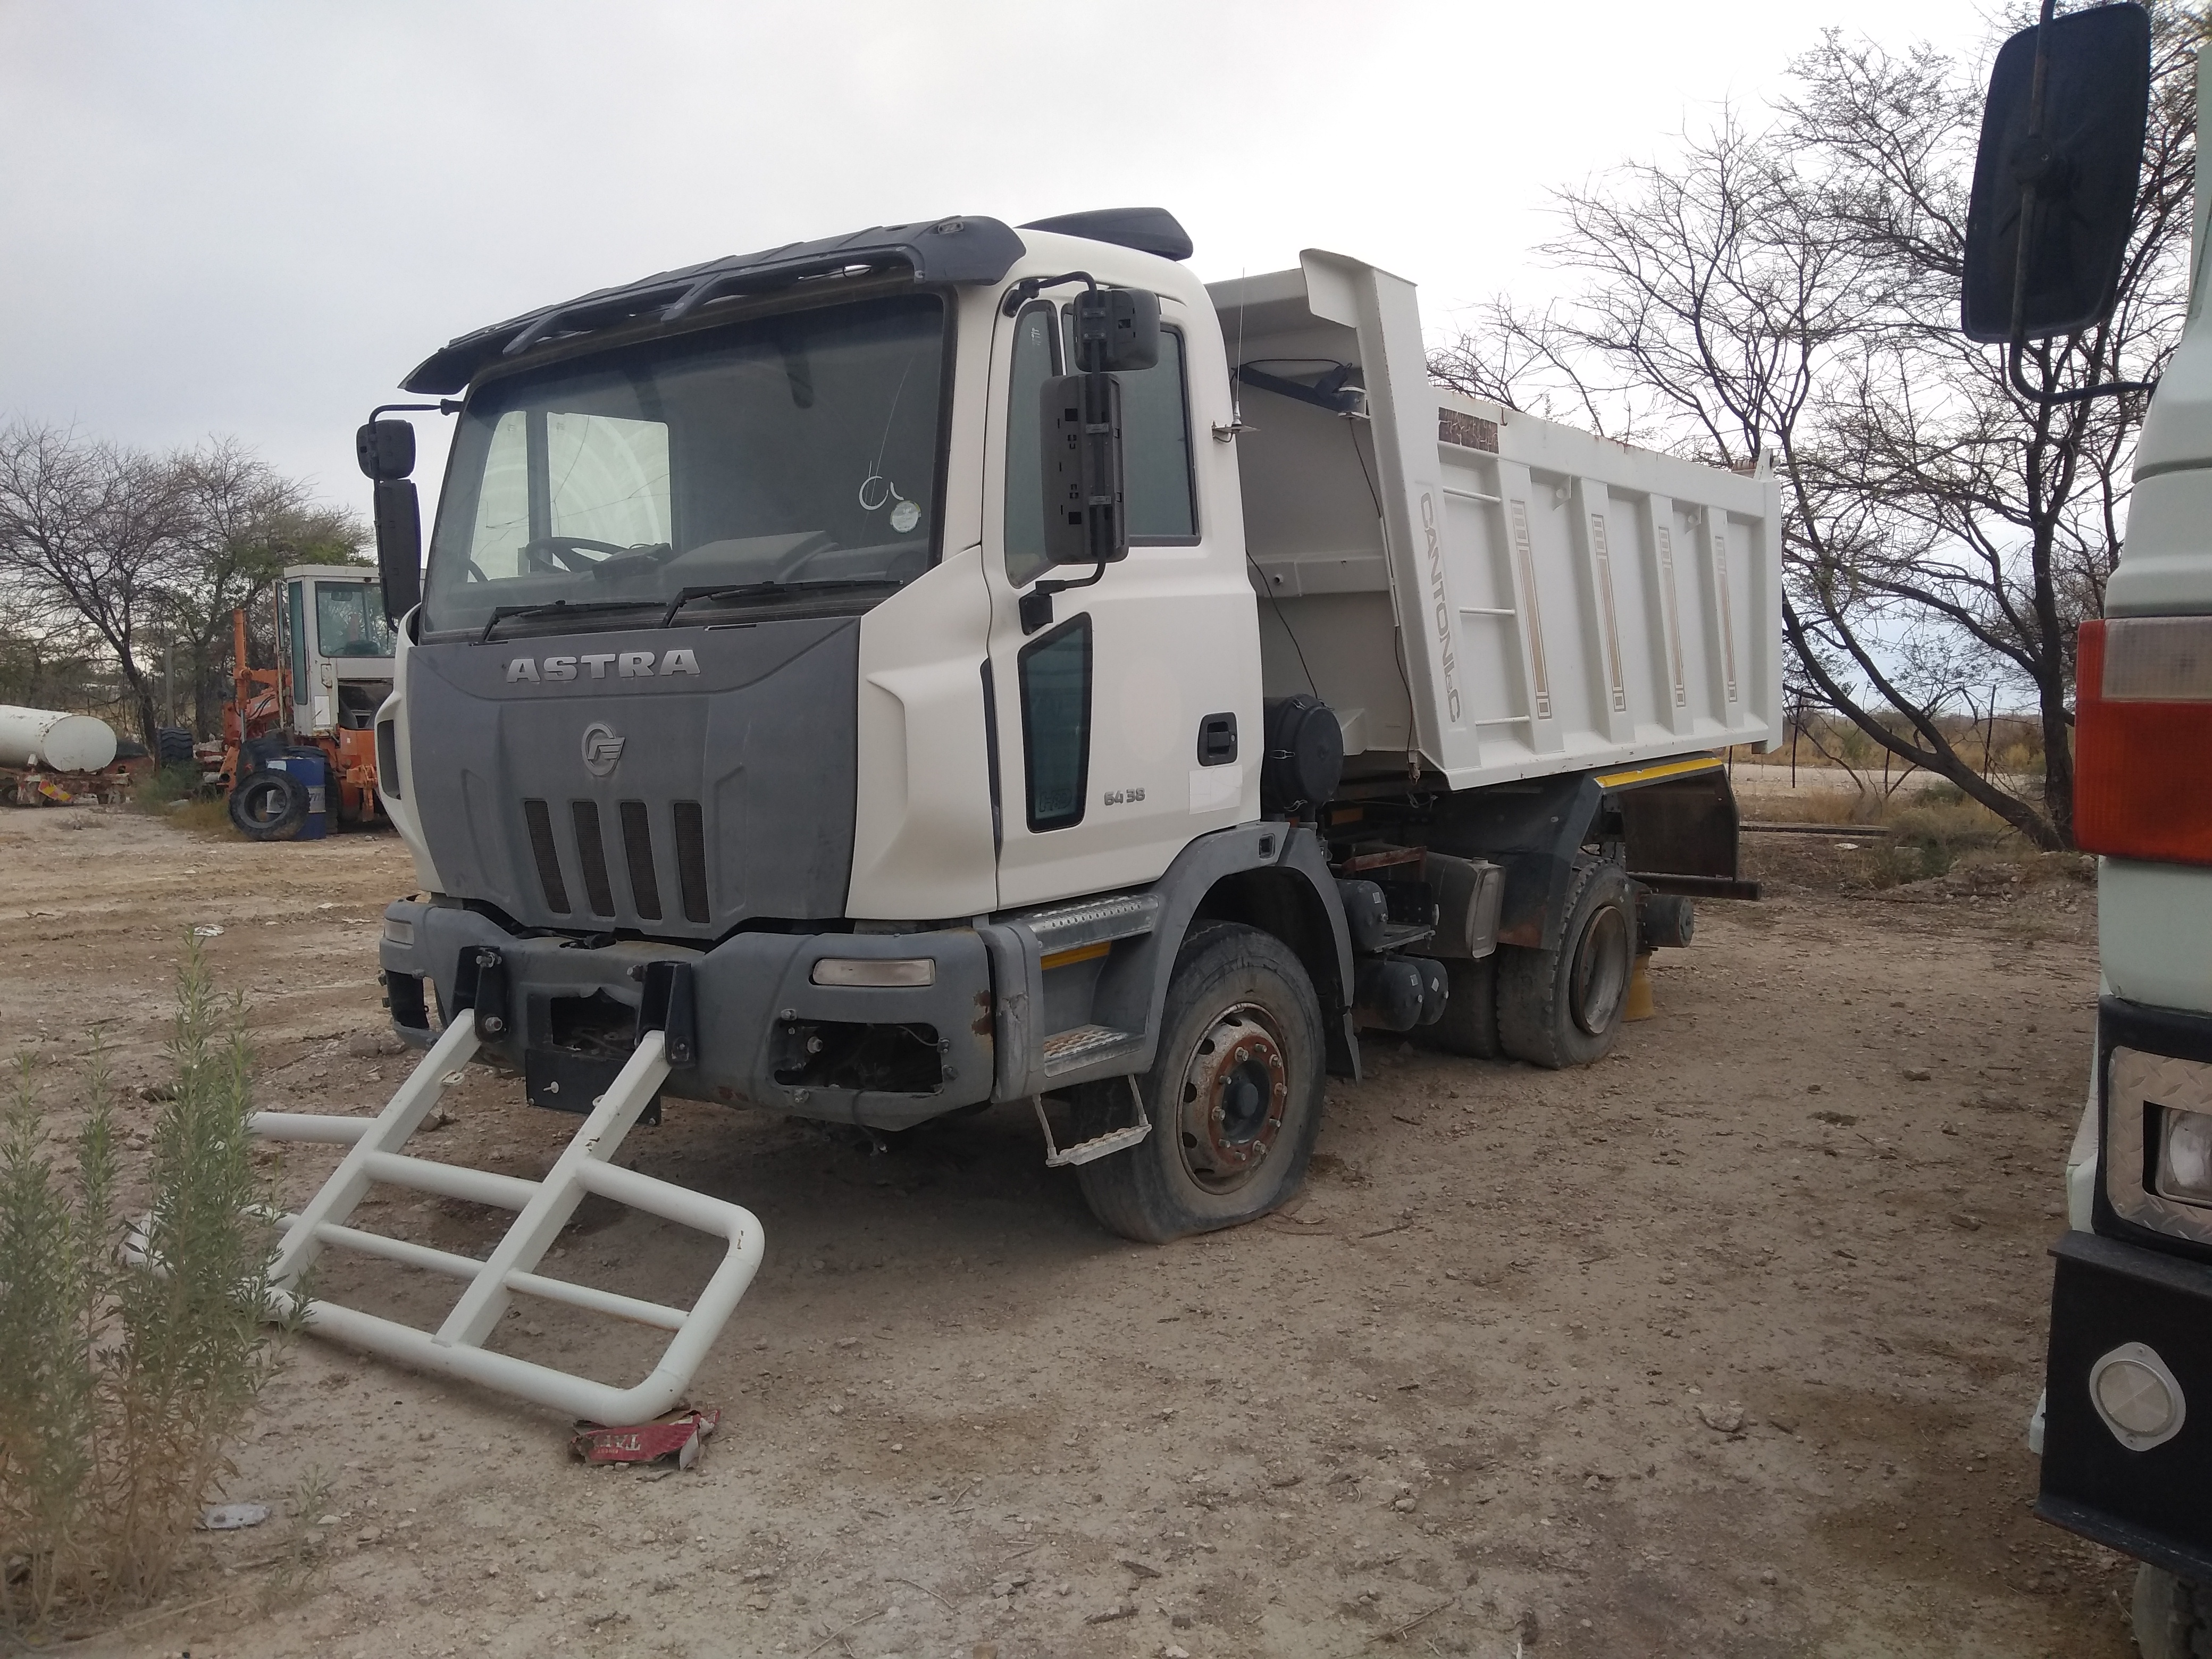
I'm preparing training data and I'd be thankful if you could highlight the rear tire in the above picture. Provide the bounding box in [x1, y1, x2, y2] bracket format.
[1417, 954, 1502, 1059]
[228, 769, 308, 841]
[1497, 861, 1634, 1069]
[1073, 923, 1327, 1244]
[2134, 1564, 2212, 1659]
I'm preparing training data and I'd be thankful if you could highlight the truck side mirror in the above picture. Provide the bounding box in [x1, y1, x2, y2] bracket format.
[373, 480, 422, 625]
[356, 418, 417, 481]
[1070, 287, 1160, 372]
[1961, 2, 2151, 343]
[1041, 371, 1129, 568]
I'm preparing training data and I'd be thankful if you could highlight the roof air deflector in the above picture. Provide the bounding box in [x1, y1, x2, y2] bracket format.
[1019, 208, 1193, 263]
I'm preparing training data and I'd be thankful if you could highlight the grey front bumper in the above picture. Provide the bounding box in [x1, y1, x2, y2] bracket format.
[379, 901, 995, 1130]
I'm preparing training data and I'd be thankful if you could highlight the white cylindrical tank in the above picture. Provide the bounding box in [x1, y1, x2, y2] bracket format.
[0, 705, 119, 772]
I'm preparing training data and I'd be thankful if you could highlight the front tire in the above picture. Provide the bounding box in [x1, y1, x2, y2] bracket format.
[1496, 861, 1634, 1069]
[1073, 923, 1327, 1244]
[228, 769, 308, 841]
[2135, 1565, 2212, 1659]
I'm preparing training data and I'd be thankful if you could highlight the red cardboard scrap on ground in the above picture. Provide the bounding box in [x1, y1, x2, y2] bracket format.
[569, 1406, 720, 1470]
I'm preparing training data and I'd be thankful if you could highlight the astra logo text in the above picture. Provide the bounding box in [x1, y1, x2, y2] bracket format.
[507, 649, 701, 684]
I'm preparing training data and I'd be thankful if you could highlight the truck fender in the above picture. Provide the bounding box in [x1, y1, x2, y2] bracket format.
[1432, 772, 1607, 950]
[1091, 823, 1360, 1083]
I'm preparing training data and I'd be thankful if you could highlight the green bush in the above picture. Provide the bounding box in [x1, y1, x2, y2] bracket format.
[1866, 793, 2017, 886]
[127, 763, 204, 815]
[0, 941, 288, 1629]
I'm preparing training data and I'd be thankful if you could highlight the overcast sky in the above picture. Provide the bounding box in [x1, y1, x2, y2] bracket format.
[2, 0, 2006, 529]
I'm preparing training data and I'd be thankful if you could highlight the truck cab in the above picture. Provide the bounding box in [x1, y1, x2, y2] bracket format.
[281, 563, 397, 741]
[1949, 8, 2212, 1651]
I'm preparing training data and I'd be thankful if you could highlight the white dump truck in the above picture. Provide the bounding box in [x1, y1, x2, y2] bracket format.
[346, 208, 1780, 1250]
[247, 209, 1783, 1417]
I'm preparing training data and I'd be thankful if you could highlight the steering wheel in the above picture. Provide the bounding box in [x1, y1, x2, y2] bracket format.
[521, 535, 631, 574]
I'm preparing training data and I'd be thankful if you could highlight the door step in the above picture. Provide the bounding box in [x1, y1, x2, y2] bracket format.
[1040, 1023, 1145, 1076]
[1032, 1077, 1153, 1168]
[1017, 891, 1164, 953]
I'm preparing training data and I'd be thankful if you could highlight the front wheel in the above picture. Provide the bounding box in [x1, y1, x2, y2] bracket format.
[2135, 1564, 2212, 1659]
[1072, 923, 1327, 1244]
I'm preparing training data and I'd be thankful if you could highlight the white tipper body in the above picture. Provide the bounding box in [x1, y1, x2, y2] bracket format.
[381, 232, 1783, 922]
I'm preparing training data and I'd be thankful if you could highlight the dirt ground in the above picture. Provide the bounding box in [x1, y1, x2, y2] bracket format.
[0, 802, 2135, 1659]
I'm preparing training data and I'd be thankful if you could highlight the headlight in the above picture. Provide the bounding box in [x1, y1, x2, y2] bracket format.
[382, 916, 415, 948]
[2106, 1048, 2212, 1247]
[810, 957, 934, 988]
[2158, 1106, 2212, 1205]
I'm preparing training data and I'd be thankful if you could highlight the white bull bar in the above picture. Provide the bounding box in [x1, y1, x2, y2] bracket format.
[252, 1015, 763, 1423]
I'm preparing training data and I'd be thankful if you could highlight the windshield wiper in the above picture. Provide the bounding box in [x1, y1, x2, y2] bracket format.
[660, 578, 901, 627]
[476, 598, 666, 644]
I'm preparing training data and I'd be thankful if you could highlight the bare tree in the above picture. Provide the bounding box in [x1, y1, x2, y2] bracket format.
[0, 425, 364, 741]
[0, 423, 185, 743]
[1431, 4, 2203, 848]
[166, 440, 362, 734]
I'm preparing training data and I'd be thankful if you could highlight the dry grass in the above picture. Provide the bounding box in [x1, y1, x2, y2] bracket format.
[1864, 787, 2025, 888]
[127, 764, 236, 839]
[0, 940, 289, 1632]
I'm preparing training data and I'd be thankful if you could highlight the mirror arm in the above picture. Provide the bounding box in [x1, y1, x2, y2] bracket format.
[371, 401, 462, 421]
[2005, 339, 2159, 407]
[1018, 563, 1107, 636]
[1001, 270, 1098, 317]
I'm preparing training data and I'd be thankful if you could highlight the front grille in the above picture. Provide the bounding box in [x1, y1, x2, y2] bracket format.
[522, 795, 709, 930]
[673, 801, 709, 924]
[523, 799, 571, 914]
[571, 801, 617, 917]
[618, 800, 661, 920]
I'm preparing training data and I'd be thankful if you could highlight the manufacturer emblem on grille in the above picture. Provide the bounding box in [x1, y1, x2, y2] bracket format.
[581, 722, 625, 777]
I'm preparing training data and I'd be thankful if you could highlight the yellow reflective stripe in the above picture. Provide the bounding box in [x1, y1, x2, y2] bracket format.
[1593, 756, 1725, 790]
[1040, 941, 1112, 971]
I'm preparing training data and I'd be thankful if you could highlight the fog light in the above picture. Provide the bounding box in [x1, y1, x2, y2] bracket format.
[2157, 1107, 2212, 1205]
[810, 957, 934, 988]
[382, 916, 415, 948]
[2090, 1342, 2186, 1451]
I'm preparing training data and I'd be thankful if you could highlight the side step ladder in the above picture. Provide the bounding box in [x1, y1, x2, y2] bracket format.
[250, 996, 763, 1423]
[1032, 1076, 1153, 1168]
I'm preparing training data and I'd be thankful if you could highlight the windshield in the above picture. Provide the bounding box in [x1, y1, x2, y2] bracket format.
[315, 582, 395, 658]
[422, 292, 948, 639]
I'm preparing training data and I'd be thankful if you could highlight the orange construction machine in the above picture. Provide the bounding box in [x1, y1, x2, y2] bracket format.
[221, 564, 393, 840]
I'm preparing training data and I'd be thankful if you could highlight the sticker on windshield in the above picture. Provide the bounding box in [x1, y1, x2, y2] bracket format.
[890, 499, 921, 534]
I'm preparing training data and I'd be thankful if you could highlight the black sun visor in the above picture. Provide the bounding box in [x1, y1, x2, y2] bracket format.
[401, 216, 1026, 395]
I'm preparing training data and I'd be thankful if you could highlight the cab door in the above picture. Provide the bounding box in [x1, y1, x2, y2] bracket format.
[983, 290, 1259, 909]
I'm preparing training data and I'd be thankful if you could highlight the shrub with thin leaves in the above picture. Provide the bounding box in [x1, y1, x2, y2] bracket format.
[0, 940, 287, 1628]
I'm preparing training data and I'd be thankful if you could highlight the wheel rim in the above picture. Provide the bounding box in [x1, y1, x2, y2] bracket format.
[238, 779, 289, 828]
[1176, 1002, 1291, 1194]
[1569, 901, 1630, 1035]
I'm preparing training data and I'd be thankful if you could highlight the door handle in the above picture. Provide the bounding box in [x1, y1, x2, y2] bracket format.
[1197, 713, 1238, 766]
